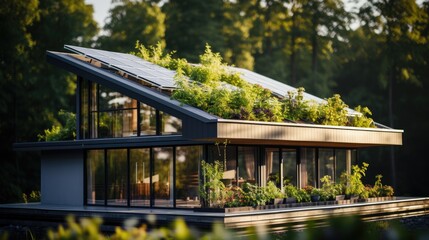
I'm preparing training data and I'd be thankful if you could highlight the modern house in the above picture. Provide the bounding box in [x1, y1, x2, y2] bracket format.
[14, 45, 403, 211]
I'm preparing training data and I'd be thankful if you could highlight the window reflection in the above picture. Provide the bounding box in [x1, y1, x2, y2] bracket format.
[300, 148, 316, 188]
[265, 148, 280, 186]
[161, 111, 182, 135]
[319, 149, 334, 186]
[107, 149, 128, 206]
[282, 149, 297, 187]
[130, 148, 150, 206]
[176, 146, 203, 208]
[207, 145, 237, 186]
[153, 147, 174, 207]
[238, 147, 257, 186]
[140, 103, 156, 135]
[86, 150, 105, 205]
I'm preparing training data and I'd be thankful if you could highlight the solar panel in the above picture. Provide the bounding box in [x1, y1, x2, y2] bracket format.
[65, 45, 177, 89]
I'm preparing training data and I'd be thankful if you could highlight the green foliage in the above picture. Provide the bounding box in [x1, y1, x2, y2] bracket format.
[284, 184, 299, 199]
[137, 42, 377, 127]
[22, 190, 41, 203]
[320, 175, 342, 201]
[264, 181, 284, 199]
[99, 0, 165, 53]
[352, 105, 375, 128]
[199, 160, 225, 208]
[343, 162, 369, 199]
[241, 182, 268, 207]
[38, 110, 76, 141]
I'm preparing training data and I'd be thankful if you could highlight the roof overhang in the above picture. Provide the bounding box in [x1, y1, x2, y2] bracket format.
[196, 119, 403, 148]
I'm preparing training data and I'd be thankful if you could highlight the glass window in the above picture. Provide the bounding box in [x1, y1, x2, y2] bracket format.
[265, 148, 280, 186]
[153, 147, 174, 207]
[107, 149, 128, 206]
[86, 150, 105, 205]
[161, 111, 182, 135]
[140, 103, 156, 135]
[207, 145, 237, 186]
[335, 149, 347, 183]
[238, 147, 257, 186]
[80, 79, 89, 139]
[98, 85, 136, 110]
[300, 148, 316, 188]
[99, 109, 138, 138]
[282, 149, 297, 187]
[130, 148, 150, 207]
[319, 149, 335, 186]
[176, 146, 203, 208]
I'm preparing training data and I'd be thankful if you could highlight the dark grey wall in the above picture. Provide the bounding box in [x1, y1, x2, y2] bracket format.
[41, 149, 84, 206]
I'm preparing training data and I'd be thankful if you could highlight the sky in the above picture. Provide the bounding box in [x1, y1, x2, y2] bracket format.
[85, 0, 113, 28]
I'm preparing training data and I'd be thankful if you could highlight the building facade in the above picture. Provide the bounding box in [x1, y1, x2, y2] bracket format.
[15, 45, 403, 209]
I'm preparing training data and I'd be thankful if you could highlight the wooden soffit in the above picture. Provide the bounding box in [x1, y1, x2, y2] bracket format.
[204, 120, 403, 148]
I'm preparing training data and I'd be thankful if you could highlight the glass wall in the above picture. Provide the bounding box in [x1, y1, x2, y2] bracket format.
[238, 147, 257, 186]
[80, 80, 182, 139]
[140, 103, 156, 135]
[176, 146, 203, 208]
[153, 147, 174, 207]
[265, 148, 280, 186]
[282, 149, 297, 186]
[161, 111, 182, 135]
[207, 145, 237, 186]
[86, 145, 358, 208]
[300, 148, 316, 188]
[107, 149, 128, 206]
[130, 148, 150, 206]
[318, 149, 335, 185]
[86, 150, 105, 205]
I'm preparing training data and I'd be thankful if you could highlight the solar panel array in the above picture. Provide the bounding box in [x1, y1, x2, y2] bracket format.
[65, 45, 177, 89]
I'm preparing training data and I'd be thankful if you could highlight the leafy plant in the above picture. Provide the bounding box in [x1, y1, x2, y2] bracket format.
[38, 110, 76, 141]
[223, 186, 245, 207]
[352, 105, 375, 128]
[320, 175, 341, 201]
[264, 181, 284, 201]
[284, 184, 299, 199]
[199, 160, 226, 208]
[343, 162, 369, 199]
[242, 182, 268, 207]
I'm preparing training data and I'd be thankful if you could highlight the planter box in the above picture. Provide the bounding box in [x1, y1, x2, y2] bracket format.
[285, 197, 297, 204]
[194, 196, 397, 213]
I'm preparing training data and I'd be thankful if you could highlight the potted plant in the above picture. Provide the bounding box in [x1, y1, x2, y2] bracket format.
[343, 162, 369, 200]
[284, 184, 299, 203]
[242, 182, 267, 207]
[199, 160, 226, 208]
[310, 188, 322, 202]
[265, 181, 284, 205]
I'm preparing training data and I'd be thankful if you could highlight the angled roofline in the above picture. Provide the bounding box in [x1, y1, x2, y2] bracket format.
[46, 51, 218, 124]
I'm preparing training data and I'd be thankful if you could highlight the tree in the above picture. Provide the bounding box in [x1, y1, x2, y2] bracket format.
[163, 0, 225, 62]
[99, 0, 165, 52]
[358, 0, 427, 189]
[0, 0, 98, 203]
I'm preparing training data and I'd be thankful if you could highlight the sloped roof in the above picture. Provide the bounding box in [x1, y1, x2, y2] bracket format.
[37, 45, 403, 148]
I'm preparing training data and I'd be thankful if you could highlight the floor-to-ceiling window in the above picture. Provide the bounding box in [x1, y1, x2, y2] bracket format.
[282, 149, 297, 187]
[107, 149, 128, 206]
[86, 150, 105, 205]
[238, 147, 258, 186]
[300, 148, 316, 188]
[130, 148, 150, 206]
[318, 148, 335, 186]
[265, 148, 280, 186]
[153, 147, 174, 207]
[176, 146, 203, 208]
[207, 145, 237, 186]
[79, 79, 182, 139]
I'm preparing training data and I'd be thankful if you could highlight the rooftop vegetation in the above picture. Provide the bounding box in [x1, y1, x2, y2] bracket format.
[135, 42, 375, 128]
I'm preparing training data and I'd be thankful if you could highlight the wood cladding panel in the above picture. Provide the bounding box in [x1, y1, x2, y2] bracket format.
[217, 122, 402, 147]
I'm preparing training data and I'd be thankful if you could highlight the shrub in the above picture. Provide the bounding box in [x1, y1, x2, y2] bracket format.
[199, 160, 225, 208]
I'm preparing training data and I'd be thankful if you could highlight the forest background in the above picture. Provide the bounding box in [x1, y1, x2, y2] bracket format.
[1, 0, 428, 203]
